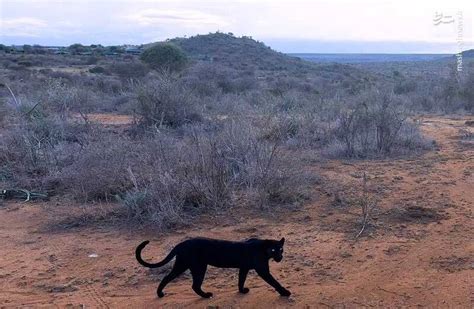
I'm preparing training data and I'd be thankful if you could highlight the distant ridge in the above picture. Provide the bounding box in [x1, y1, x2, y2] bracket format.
[291, 53, 451, 64]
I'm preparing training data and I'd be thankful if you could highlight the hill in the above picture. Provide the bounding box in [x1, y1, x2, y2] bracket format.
[460, 49, 474, 58]
[166, 32, 370, 79]
[156, 32, 376, 96]
[168, 32, 308, 72]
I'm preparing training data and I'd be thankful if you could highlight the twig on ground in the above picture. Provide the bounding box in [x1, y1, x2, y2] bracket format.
[355, 171, 376, 239]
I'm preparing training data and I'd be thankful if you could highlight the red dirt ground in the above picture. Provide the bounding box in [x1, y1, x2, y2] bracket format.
[0, 116, 472, 308]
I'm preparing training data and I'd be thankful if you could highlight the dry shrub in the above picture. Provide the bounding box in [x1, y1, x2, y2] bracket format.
[36, 116, 310, 230]
[182, 63, 257, 96]
[135, 73, 202, 128]
[1, 103, 86, 189]
[109, 61, 149, 80]
[40, 79, 100, 115]
[118, 119, 308, 229]
[60, 135, 136, 201]
[330, 90, 431, 158]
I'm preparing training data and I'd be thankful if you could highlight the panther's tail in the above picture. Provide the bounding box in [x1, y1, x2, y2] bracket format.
[135, 240, 177, 268]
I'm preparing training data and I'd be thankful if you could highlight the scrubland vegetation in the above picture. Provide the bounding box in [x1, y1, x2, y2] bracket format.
[1, 32, 472, 230]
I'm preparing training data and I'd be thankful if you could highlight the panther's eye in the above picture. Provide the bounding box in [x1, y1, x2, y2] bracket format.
[280, 248, 283, 252]
[271, 249, 275, 252]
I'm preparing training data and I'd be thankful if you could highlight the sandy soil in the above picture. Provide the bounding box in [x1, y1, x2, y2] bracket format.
[0, 116, 472, 308]
[71, 113, 134, 126]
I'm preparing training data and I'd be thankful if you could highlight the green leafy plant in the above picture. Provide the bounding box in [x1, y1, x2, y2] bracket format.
[140, 43, 187, 72]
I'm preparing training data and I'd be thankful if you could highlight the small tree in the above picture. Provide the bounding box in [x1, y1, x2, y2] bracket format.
[140, 43, 187, 72]
[23, 44, 33, 53]
[68, 43, 87, 55]
[355, 172, 377, 239]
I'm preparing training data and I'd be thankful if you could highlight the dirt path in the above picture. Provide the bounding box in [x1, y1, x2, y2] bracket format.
[1, 116, 472, 308]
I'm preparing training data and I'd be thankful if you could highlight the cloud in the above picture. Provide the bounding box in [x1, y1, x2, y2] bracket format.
[125, 9, 230, 27]
[0, 0, 471, 52]
[1, 17, 48, 37]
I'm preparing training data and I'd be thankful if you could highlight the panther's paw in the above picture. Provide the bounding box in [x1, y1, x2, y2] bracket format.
[279, 289, 291, 297]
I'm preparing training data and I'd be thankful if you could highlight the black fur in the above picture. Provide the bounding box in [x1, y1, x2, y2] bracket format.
[135, 237, 291, 298]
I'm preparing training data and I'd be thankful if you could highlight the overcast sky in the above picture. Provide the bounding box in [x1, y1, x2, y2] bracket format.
[1, 0, 473, 53]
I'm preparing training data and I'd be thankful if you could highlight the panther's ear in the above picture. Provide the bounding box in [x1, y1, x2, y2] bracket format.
[280, 237, 285, 244]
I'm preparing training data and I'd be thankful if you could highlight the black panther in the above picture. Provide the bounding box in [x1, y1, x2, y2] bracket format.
[135, 237, 291, 298]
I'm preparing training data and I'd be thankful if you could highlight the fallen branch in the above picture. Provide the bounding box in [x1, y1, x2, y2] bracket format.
[2, 83, 20, 106]
[1, 189, 48, 202]
[378, 287, 412, 299]
[23, 101, 43, 117]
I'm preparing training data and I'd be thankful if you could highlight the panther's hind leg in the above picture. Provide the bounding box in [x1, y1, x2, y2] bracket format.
[238, 268, 250, 294]
[190, 264, 213, 298]
[157, 259, 187, 298]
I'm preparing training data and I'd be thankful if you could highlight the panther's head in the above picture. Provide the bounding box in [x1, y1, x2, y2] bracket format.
[265, 238, 285, 262]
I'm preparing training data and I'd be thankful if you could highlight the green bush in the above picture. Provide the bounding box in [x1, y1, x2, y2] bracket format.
[140, 43, 187, 71]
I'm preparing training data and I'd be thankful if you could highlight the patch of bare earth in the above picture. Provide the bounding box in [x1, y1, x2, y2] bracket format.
[72, 113, 134, 126]
[0, 116, 472, 308]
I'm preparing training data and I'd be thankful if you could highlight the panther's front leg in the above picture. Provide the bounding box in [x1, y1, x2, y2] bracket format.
[256, 267, 291, 297]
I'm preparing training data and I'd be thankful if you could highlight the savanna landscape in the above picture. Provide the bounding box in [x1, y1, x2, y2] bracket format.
[0, 17, 473, 309]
